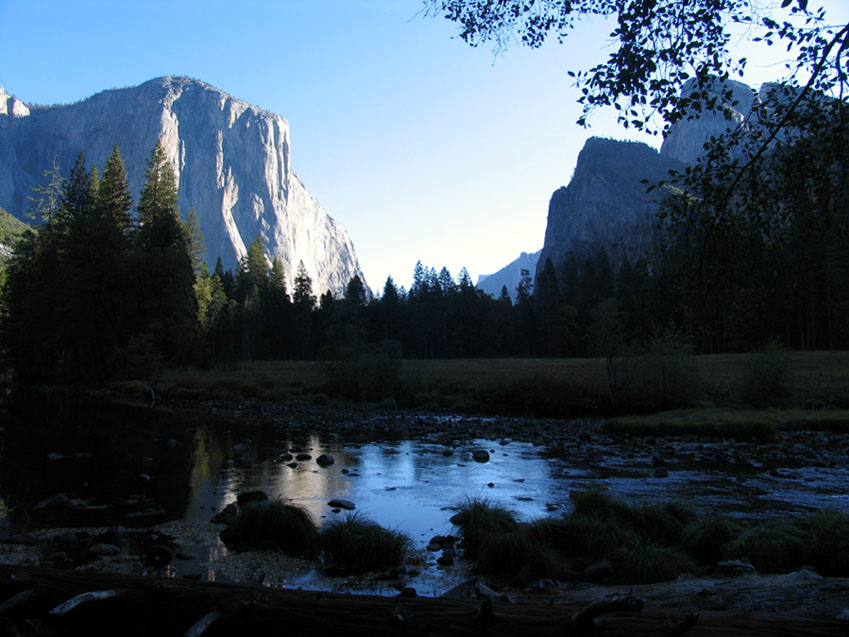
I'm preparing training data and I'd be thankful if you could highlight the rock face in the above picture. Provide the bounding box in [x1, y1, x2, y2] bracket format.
[537, 137, 682, 278]
[660, 78, 758, 164]
[537, 78, 764, 279]
[476, 250, 541, 300]
[0, 77, 367, 296]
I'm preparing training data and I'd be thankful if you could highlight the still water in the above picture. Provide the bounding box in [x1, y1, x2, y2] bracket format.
[3, 392, 849, 550]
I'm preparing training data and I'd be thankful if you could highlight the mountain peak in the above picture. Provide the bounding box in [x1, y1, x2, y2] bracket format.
[0, 77, 365, 296]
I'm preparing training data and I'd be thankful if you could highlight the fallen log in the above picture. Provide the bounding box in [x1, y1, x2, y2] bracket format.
[0, 565, 847, 636]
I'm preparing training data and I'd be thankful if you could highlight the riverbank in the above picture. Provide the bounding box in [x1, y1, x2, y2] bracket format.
[100, 351, 849, 419]
[3, 376, 849, 622]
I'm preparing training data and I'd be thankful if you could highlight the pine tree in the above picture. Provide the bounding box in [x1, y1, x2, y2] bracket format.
[56, 152, 93, 233]
[137, 140, 179, 230]
[97, 145, 134, 234]
[132, 141, 198, 366]
[238, 236, 267, 302]
[26, 157, 65, 229]
[264, 257, 291, 358]
[293, 261, 316, 309]
[184, 207, 207, 278]
[291, 260, 315, 358]
[345, 275, 367, 307]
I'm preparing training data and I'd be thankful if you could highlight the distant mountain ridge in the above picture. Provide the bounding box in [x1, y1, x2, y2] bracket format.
[0, 76, 367, 296]
[476, 250, 540, 300]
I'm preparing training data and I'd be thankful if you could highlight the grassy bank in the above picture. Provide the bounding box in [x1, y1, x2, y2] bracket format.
[451, 491, 849, 585]
[107, 350, 849, 418]
[604, 408, 849, 440]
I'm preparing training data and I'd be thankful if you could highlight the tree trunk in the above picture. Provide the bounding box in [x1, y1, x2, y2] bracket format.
[1, 566, 847, 636]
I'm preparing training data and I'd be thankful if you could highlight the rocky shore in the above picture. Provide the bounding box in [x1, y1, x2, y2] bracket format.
[3, 399, 849, 620]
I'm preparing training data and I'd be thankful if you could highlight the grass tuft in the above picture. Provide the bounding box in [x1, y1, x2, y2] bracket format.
[220, 500, 317, 556]
[630, 503, 693, 545]
[569, 488, 633, 523]
[450, 489, 849, 586]
[609, 543, 698, 584]
[537, 515, 640, 560]
[476, 528, 564, 582]
[725, 518, 809, 573]
[451, 496, 519, 559]
[319, 512, 411, 575]
[806, 508, 849, 576]
[681, 514, 743, 563]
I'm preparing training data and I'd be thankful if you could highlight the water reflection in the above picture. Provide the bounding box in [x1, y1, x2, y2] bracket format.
[198, 437, 585, 544]
[3, 393, 849, 551]
[192, 432, 849, 547]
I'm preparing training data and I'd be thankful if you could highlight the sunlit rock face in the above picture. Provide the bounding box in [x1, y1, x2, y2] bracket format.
[536, 137, 683, 278]
[0, 76, 367, 296]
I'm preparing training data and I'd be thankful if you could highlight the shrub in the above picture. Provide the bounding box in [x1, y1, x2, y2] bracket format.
[618, 328, 702, 410]
[681, 515, 742, 562]
[220, 500, 317, 556]
[741, 338, 790, 408]
[610, 543, 698, 584]
[725, 518, 809, 573]
[319, 512, 410, 575]
[471, 375, 607, 418]
[451, 497, 519, 559]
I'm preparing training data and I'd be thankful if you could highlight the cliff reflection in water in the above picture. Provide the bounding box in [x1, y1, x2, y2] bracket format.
[0, 391, 196, 534]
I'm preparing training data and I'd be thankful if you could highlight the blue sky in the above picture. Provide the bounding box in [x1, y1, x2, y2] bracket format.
[2, 0, 847, 290]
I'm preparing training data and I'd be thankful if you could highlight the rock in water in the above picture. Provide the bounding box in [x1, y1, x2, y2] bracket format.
[0, 76, 367, 297]
[327, 498, 355, 510]
[316, 454, 334, 467]
[472, 449, 490, 463]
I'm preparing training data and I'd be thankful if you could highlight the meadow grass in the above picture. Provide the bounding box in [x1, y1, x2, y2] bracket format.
[104, 351, 849, 418]
[604, 408, 849, 439]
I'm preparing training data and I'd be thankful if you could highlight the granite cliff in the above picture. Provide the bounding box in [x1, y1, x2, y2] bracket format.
[536, 138, 683, 277]
[0, 76, 366, 296]
[536, 78, 765, 280]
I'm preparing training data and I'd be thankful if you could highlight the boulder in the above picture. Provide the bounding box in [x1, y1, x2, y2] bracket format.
[88, 544, 121, 557]
[33, 493, 69, 512]
[211, 502, 239, 524]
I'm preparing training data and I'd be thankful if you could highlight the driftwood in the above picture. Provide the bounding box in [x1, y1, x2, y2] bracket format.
[477, 568, 849, 620]
[1, 565, 848, 636]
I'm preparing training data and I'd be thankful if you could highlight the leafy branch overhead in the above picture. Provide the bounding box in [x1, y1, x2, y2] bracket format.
[424, 0, 845, 133]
